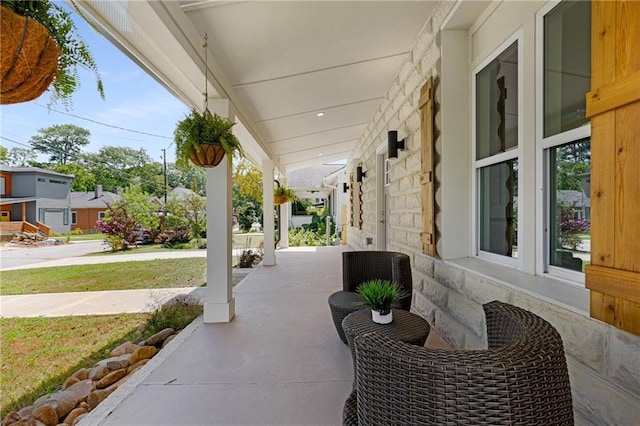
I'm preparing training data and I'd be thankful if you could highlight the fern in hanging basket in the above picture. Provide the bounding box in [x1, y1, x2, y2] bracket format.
[174, 108, 244, 168]
[274, 187, 296, 204]
[0, 0, 104, 108]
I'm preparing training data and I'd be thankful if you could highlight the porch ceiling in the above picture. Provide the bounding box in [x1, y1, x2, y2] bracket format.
[76, 1, 437, 173]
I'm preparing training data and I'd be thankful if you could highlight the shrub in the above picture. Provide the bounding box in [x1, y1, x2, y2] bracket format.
[235, 249, 263, 268]
[95, 203, 139, 251]
[154, 229, 192, 248]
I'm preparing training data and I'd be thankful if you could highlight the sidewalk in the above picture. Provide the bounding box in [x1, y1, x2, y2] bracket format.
[0, 287, 206, 318]
[0, 249, 254, 318]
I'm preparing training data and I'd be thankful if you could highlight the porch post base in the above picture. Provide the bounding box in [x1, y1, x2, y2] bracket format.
[203, 298, 236, 323]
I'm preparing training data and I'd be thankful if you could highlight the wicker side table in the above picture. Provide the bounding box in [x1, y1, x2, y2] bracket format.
[328, 291, 367, 344]
[341, 309, 430, 426]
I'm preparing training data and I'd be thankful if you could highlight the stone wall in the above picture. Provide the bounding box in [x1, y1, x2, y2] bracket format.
[345, 1, 640, 424]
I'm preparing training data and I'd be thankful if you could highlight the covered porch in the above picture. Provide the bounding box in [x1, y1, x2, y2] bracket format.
[82, 246, 448, 425]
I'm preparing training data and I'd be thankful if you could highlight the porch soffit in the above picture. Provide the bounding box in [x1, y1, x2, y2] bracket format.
[74, 1, 438, 173]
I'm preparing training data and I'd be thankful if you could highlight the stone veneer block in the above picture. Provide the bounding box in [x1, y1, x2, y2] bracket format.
[609, 329, 640, 395]
[568, 361, 640, 426]
[447, 291, 485, 337]
[414, 254, 435, 278]
[412, 292, 432, 322]
[460, 271, 513, 305]
[434, 262, 464, 292]
[434, 307, 466, 349]
[513, 293, 606, 373]
[420, 276, 449, 307]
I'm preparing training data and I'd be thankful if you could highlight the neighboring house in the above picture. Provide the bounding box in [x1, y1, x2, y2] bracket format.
[70, 185, 121, 233]
[286, 164, 346, 228]
[0, 166, 74, 235]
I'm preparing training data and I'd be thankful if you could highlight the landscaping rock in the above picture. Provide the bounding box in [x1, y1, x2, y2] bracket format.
[71, 368, 89, 381]
[95, 354, 130, 371]
[110, 342, 140, 357]
[30, 405, 57, 426]
[64, 380, 93, 402]
[33, 390, 79, 419]
[128, 346, 156, 365]
[144, 328, 174, 346]
[95, 369, 127, 389]
[88, 365, 109, 381]
[87, 388, 114, 410]
[1, 412, 22, 425]
[70, 413, 87, 426]
[126, 359, 149, 375]
[60, 407, 86, 426]
[162, 334, 176, 348]
[61, 376, 78, 391]
[16, 407, 33, 420]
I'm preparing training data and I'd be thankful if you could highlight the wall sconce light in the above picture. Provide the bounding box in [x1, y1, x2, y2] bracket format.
[356, 166, 366, 183]
[388, 130, 405, 159]
[343, 182, 350, 193]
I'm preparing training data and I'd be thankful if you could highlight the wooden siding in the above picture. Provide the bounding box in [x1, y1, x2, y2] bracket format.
[72, 208, 106, 233]
[585, 0, 640, 335]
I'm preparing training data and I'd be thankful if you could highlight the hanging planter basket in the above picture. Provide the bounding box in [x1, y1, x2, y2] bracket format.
[274, 195, 288, 205]
[189, 143, 226, 168]
[0, 7, 60, 105]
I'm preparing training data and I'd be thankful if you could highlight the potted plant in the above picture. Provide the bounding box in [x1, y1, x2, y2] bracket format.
[174, 108, 244, 168]
[354, 279, 409, 324]
[274, 186, 295, 205]
[1, 0, 104, 107]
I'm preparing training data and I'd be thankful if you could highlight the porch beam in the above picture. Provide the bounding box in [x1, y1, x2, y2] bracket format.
[262, 159, 276, 265]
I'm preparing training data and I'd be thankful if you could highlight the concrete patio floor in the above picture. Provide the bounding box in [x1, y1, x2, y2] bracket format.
[83, 246, 447, 426]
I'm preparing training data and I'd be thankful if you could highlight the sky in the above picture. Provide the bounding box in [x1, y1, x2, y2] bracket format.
[0, 2, 190, 165]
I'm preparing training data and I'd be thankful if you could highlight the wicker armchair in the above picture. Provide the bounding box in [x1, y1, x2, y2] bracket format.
[346, 301, 574, 425]
[329, 251, 413, 343]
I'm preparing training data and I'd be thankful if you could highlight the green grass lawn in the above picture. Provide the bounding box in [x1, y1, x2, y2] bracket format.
[1, 304, 202, 417]
[68, 232, 107, 241]
[0, 258, 206, 295]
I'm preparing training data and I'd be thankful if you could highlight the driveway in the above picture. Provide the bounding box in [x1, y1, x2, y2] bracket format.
[0, 240, 108, 270]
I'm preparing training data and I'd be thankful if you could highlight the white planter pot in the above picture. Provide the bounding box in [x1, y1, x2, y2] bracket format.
[371, 310, 392, 324]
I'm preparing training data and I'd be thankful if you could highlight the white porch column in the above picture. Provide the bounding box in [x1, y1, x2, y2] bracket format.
[280, 201, 289, 248]
[204, 99, 235, 323]
[262, 159, 276, 265]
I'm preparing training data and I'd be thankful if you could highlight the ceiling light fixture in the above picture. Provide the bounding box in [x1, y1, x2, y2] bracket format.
[316, 112, 325, 117]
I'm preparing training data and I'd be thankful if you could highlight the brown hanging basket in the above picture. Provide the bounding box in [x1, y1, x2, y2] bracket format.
[1, 7, 60, 105]
[274, 195, 288, 205]
[189, 143, 226, 168]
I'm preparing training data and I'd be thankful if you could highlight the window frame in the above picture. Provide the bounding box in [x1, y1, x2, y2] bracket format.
[535, 0, 591, 285]
[98, 211, 106, 220]
[71, 211, 78, 225]
[472, 31, 523, 268]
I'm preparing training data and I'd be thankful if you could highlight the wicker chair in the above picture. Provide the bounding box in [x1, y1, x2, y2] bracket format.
[328, 251, 413, 343]
[345, 301, 574, 425]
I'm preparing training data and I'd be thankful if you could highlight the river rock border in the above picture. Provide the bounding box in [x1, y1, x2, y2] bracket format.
[1, 317, 202, 426]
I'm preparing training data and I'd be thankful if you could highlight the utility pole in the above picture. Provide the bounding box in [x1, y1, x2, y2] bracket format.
[162, 148, 168, 231]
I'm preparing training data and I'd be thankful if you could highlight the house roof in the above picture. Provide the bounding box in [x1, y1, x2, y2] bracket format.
[70, 191, 121, 209]
[0, 197, 38, 205]
[286, 164, 346, 189]
[168, 187, 203, 201]
[0, 166, 73, 179]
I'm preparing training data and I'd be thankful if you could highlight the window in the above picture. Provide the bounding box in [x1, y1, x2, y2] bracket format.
[475, 40, 519, 261]
[542, 1, 591, 276]
[38, 208, 45, 222]
[71, 211, 77, 225]
[63, 209, 69, 226]
[98, 211, 106, 220]
[49, 179, 67, 185]
[37, 177, 45, 182]
[0, 177, 5, 196]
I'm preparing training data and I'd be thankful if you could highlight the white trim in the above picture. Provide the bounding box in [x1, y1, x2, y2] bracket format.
[535, 0, 591, 284]
[472, 30, 523, 268]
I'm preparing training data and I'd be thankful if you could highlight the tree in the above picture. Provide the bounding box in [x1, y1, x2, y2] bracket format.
[30, 124, 90, 165]
[83, 146, 164, 196]
[5, 147, 37, 167]
[95, 203, 139, 251]
[167, 163, 206, 195]
[52, 163, 96, 192]
[165, 191, 207, 242]
[233, 159, 263, 203]
[118, 185, 160, 231]
[0, 146, 7, 165]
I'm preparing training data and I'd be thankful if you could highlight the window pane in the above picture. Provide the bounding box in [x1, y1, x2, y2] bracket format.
[549, 138, 590, 271]
[476, 42, 518, 160]
[479, 160, 518, 258]
[544, 1, 591, 137]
